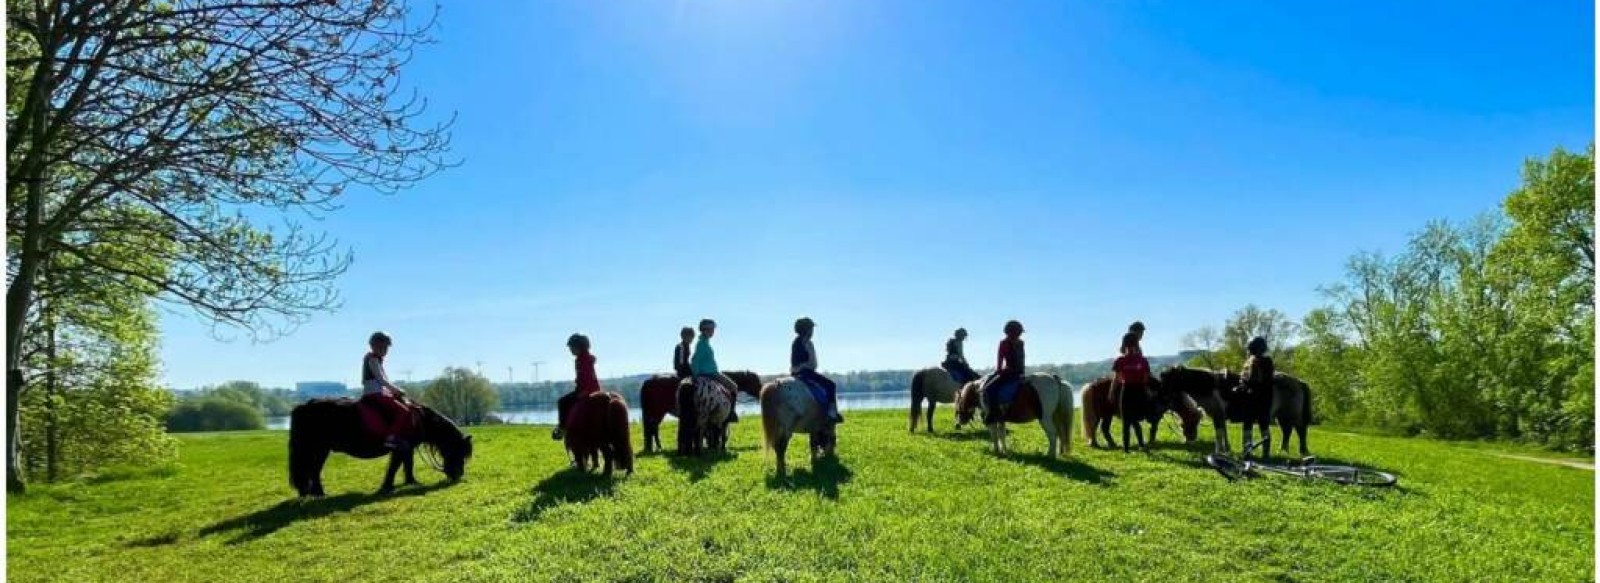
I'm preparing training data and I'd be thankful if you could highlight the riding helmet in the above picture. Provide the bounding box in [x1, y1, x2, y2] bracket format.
[1003, 320, 1024, 335]
[1247, 336, 1269, 356]
[369, 331, 392, 346]
[567, 333, 591, 351]
[794, 317, 816, 334]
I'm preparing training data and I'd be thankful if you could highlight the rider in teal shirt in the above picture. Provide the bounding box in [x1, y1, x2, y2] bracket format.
[691, 318, 740, 422]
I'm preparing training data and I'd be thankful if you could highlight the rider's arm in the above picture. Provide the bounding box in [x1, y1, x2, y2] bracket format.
[369, 356, 405, 395]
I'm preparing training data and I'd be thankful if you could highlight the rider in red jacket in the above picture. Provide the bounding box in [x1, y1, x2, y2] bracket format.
[553, 333, 601, 440]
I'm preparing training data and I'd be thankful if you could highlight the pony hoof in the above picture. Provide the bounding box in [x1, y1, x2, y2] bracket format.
[376, 486, 395, 495]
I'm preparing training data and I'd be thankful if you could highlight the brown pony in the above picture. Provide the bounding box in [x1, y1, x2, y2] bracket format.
[1080, 376, 1201, 452]
[639, 370, 762, 453]
[564, 391, 634, 477]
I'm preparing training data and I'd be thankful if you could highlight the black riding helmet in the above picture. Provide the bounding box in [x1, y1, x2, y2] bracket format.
[955, 327, 968, 338]
[369, 331, 392, 346]
[1129, 321, 1146, 332]
[567, 333, 591, 351]
[1003, 320, 1024, 335]
[794, 317, 815, 334]
[1247, 336, 1269, 356]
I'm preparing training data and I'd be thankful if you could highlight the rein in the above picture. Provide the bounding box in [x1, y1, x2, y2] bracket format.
[398, 395, 448, 472]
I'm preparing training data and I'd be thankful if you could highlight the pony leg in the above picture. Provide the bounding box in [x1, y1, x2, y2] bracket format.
[1213, 416, 1228, 454]
[379, 453, 402, 493]
[1039, 415, 1058, 458]
[1099, 416, 1116, 449]
[1242, 423, 1255, 460]
[1296, 422, 1310, 457]
[774, 430, 792, 478]
[1260, 420, 1272, 460]
[403, 449, 418, 485]
[303, 447, 330, 497]
[1150, 417, 1161, 446]
[915, 389, 928, 429]
[1279, 419, 1292, 455]
[926, 401, 937, 434]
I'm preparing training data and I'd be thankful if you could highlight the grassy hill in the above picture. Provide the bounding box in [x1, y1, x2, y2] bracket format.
[7, 410, 1592, 582]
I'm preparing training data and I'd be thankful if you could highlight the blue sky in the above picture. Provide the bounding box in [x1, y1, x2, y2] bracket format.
[159, 0, 1595, 389]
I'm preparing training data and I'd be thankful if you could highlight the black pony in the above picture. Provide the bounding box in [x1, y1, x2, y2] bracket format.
[288, 398, 474, 497]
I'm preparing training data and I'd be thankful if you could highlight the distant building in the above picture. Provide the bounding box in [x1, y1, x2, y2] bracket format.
[295, 381, 348, 400]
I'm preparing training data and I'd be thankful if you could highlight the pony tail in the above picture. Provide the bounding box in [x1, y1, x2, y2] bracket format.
[609, 395, 634, 474]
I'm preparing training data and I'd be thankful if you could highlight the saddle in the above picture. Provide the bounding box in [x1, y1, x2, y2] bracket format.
[356, 395, 420, 440]
[795, 376, 829, 406]
[998, 383, 1041, 422]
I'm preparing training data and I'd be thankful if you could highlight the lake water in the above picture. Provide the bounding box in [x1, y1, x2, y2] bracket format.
[263, 390, 920, 430]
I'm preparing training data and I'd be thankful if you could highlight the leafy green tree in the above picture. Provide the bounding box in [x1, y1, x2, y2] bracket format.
[166, 399, 265, 433]
[5, 1, 452, 491]
[416, 368, 499, 426]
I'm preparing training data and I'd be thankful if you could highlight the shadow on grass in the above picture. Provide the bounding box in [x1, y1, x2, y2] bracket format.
[1011, 453, 1117, 485]
[766, 455, 853, 500]
[666, 449, 736, 483]
[510, 468, 620, 523]
[927, 429, 991, 442]
[196, 481, 454, 545]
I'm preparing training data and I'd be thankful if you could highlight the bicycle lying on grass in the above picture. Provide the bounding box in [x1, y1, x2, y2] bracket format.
[1204, 436, 1398, 487]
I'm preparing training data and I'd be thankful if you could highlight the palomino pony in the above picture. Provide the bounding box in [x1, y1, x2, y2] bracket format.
[954, 373, 1074, 458]
[908, 367, 969, 433]
[1080, 376, 1201, 452]
[564, 391, 634, 477]
[1157, 366, 1313, 458]
[759, 378, 839, 477]
[288, 398, 473, 497]
[641, 371, 762, 453]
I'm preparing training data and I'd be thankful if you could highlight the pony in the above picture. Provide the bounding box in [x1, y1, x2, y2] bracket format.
[288, 398, 473, 497]
[908, 367, 968, 433]
[1157, 366, 1313, 458]
[1269, 372, 1314, 457]
[954, 373, 1073, 458]
[759, 377, 839, 477]
[563, 391, 634, 477]
[1080, 376, 1202, 453]
[642, 370, 763, 454]
[682, 376, 739, 456]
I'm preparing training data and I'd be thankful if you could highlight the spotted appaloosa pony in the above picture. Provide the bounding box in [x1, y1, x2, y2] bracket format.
[760, 378, 839, 477]
[909, 367, 968, 433]
[288, 398, 473, 497]
[684, 377, 736, 456]
[1080, 376, 1202, 452]
[639, 370, 762, 454]
[1157, 366, 1313, 459]
[564, 391, 634, 477]
[955, 373, 1074, 458]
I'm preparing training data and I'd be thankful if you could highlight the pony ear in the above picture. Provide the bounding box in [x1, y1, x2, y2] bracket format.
[465, 435, 473, 443]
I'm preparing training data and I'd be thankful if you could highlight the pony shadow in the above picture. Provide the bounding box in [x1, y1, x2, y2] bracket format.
[510, 468, 620, 523]
[928, 430, 990, 442]
[196, 481, 453, 545]
[766, 456, 853, 500]
[666, 450, 736, 483]
[1012, 453, 1116, 485]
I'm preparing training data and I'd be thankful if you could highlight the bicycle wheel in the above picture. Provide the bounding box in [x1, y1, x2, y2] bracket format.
[1304, 465, 1397, 487]
[1205, 454, 1245, 481]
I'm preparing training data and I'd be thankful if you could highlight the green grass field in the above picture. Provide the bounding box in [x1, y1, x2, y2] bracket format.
[7, 410, 1593, 582]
